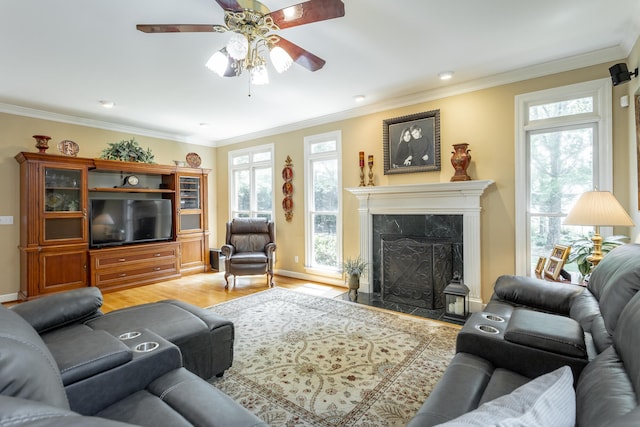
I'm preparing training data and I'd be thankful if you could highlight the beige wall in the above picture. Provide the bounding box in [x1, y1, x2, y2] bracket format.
[214, 60, 634, 303]
[2, 44, 638, 303]
[0, 114, 217, 299]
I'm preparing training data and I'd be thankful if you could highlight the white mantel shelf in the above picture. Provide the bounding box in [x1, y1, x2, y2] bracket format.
[345, 180, 495, 312]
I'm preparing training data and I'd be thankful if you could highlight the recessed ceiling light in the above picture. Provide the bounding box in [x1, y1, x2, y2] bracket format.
[354, 95, 365, 103]
[438, 71, 454, 80]
[199, 123, 210, 128]
[99, 100, 115, 108]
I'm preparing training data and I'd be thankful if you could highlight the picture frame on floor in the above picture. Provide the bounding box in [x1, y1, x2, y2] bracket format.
[383, 109, 441, 175]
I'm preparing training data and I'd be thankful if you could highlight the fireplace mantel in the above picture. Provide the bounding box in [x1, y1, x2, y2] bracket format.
[346, 180, 494, 312]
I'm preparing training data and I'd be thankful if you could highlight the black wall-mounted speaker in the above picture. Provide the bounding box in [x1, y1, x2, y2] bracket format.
[609, 63, 638, 86]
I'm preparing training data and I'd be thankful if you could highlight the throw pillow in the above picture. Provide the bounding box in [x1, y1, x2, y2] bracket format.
[435, 366, 575, 427]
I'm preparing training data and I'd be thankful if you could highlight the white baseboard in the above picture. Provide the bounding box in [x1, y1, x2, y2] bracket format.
[0, 293, 19, 304]
[275, 269, 346, 288]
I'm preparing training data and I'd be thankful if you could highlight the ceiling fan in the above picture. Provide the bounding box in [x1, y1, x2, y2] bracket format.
[136, 0, 345, 85]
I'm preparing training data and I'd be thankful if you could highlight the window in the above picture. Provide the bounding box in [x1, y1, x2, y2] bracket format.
[515, 79, 612, 276]
[229, 144, 274, 220]
[304, 131, 342, 273]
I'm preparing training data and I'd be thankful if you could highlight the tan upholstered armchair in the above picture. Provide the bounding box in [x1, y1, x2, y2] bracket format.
[221, 218, 276, 289]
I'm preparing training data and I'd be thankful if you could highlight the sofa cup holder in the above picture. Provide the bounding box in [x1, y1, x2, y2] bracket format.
[481, 313, 505, 322]
[475, 324, 500, 334]
[134, 341, 159, 353]
[118, 331, 142, 340]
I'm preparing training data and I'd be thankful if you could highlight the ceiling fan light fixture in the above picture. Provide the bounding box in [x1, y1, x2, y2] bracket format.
[270, 46, 293, 73]
[250, 64, 269, 85]
[205, 50, 230, 77]
[226, 33, 249, 60]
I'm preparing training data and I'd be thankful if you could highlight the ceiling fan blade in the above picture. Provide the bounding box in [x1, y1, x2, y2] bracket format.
[274, 37, 325, 71]
[214, 0, 243, 11]
[136, 24, 225, 33]
[269, 0, 345, 30]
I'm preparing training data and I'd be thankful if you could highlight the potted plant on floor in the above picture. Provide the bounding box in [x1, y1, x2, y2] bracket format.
[343, 256, 368, 301]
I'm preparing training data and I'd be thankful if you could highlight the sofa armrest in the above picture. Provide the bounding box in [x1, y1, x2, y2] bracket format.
[11, 288, 103, 334]
[492, 275, 584, 315]
[46, 330, 133, 386]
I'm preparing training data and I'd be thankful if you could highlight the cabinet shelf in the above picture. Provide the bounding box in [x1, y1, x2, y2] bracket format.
[89, 187, 175, 194]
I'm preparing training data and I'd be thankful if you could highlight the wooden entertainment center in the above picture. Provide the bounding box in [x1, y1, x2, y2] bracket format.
[15, 152, 210, 300]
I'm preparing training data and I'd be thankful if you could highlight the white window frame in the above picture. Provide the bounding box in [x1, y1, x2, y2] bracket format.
[228, 143, 275, 220]
[304, 130, 342, 276]
[514, 78, 613, 276]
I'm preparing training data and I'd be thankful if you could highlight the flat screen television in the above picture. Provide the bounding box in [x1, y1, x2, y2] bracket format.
[90, 198, 173, 248]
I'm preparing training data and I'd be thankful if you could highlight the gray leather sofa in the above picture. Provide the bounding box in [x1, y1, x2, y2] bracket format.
[0, 300, 266, 427]
[11, 287, 233, 379]
[408, 243, 640, 426]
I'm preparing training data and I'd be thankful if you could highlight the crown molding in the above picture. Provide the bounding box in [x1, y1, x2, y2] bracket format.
[0, 103, 217, 147]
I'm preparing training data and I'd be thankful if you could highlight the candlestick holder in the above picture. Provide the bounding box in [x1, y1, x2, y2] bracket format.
[367, 164, 374, 186]
[359, 166, 365, 186]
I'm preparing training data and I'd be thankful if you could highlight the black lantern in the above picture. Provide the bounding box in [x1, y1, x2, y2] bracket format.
[443, 273, 470, 323]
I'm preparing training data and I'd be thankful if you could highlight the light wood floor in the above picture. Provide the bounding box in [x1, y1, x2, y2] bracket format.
[101, 272, 346, 313]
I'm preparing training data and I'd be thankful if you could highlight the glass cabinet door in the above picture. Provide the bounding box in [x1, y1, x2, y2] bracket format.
[43, 166, 86, 242]
[178, 175, 202, 232]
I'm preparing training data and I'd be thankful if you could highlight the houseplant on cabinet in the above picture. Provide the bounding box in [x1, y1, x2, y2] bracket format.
[343, 256, 368, 301]
[99, 138, 155, 163]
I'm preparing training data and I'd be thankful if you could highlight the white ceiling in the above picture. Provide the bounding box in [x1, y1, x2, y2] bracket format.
[1, 0, 640, 146]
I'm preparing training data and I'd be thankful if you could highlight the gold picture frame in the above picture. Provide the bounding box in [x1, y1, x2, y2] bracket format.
[551, 244, 571, 261]
[544, 244, 571, 281]
[535, 256, 546, 275]
[544, 257, 563, 280]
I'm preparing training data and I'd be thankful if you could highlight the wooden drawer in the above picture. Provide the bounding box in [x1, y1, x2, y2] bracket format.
[89, 242, 180, 291]
[93, 244, 178, 270]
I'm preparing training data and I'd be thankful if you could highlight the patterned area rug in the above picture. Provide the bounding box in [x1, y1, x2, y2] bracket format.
[208, 288, 457, 426]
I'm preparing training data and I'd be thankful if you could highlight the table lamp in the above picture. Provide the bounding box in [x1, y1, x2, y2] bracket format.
[563, 190, 634, 268]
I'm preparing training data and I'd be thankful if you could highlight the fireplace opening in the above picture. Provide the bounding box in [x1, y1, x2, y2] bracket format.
[373, 214, 463, 310]
[381, 236, 453, 309]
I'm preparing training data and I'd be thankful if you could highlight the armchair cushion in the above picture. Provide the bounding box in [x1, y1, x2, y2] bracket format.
[230, 234, 270, 253]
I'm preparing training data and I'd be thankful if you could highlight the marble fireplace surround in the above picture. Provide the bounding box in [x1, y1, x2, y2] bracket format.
[346, 180, 494, 312]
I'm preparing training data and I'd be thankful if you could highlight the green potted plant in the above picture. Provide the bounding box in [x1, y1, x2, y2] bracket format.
[99, 138, 155, 163]
[343, 256, 368, 300]
[566, 234, 629, 276]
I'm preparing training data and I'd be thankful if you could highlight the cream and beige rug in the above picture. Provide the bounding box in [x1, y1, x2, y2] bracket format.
[208, 287, 457, 427]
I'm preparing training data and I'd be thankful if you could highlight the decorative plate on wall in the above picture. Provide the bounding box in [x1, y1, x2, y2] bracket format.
[185, 152, 201, 168]
[57, 140, 79, 157]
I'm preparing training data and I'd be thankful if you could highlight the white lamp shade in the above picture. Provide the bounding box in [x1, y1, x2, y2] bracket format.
[270, 46, 293, 73]
[226, 33, 248, 60]
[564, 191, 634, 227]
[250, 65, 269, 85]
[205, 51, 229, 77]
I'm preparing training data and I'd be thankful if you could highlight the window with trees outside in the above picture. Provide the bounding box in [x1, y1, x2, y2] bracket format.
[515, 79, 612, 277]
[304, 131, 342, 273]
[228, 144, 274, 221]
